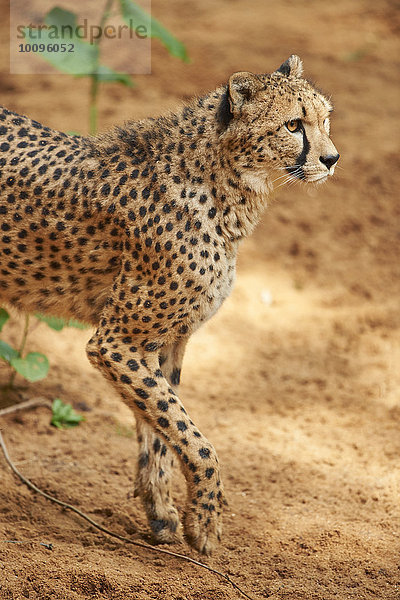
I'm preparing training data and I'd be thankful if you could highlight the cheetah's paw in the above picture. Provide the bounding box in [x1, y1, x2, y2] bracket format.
[183, 506, 223, 555]
[134, 487, 183, 544]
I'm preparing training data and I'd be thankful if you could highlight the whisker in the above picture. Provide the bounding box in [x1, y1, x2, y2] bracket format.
[271, 172, 297, 184]
[274, 174, 296, 189]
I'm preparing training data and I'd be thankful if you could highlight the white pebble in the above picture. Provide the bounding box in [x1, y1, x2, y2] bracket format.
[261, 289, 273, 305]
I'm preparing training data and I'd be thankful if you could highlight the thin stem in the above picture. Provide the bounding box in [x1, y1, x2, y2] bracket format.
[8, 314, 30, 388]
[89, 0, 114, 134]
[18, 314, 30, 356]
[89, 77, 99, 135]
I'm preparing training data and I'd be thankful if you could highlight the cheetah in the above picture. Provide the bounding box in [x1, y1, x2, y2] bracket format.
[0, 55, 339, 554]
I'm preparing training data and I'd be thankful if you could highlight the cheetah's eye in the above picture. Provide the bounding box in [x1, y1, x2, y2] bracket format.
[285, 119, 302, 133]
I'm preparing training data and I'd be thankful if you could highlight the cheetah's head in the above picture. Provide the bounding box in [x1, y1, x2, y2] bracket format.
[219, 55, 339, 189]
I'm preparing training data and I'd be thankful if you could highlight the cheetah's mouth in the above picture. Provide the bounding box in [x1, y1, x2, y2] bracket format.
[307, 173, 329, 184]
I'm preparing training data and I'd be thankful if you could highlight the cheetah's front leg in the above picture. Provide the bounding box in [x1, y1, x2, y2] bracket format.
[87, 332, 224, 555]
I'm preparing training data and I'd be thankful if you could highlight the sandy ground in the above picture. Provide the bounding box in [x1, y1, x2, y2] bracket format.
[0, 0, 399, 598]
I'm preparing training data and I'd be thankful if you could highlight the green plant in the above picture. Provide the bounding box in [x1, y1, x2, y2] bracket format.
[0, 309, 89, 389]
[0, 311, 49, 386]
[23, 1, 188, 134]
[51, 398, 85, 429]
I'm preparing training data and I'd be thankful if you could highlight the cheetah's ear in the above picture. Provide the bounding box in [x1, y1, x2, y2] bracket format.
[228, 72, 264, 113]
[276, 55, 303, 78]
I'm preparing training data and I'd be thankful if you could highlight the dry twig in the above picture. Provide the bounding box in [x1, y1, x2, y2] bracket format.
[0, 419, 258, 600]
[0, 397, 52, 417]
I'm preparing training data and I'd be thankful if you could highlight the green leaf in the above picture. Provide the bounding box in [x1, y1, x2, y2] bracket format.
[0, 308, 10, 332]
[10, 352, 49, 382]
[0, 340, 19, 363]
[96, 64, 135, 87]
[23, 8, 98, 76]
[119, 0, 189, 62]
[51, 398, 84, 429]
[35, 314, 65, 331]
[45, 6, 76, 30]
[35, 314, 91, 331]
[23, 7, 133, 82]
[66, 319, 91, 330]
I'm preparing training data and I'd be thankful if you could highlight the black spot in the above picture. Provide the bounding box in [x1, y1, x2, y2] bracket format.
[170, 368, 181, 386]
[157, 400, 169, 412]
[205, 467, 215, 479]
[145, 342, 158, 352]
[127, 359, 139, 371]
[158, 417, 169, 428]
[199, 447, 210, 459]
[139, 452, 149, 468]
[101, 183, 111, 196]
[135, 400, 147, 411]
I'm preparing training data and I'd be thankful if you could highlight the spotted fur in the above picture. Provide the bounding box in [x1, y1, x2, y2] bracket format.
[0, 56, 339, 554]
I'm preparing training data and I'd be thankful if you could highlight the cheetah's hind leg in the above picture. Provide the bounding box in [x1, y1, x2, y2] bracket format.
[134, 418, 183, 544]
[134, 340, 188, 544]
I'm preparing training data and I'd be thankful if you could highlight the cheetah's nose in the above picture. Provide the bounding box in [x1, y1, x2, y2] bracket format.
[319, 153, 340, 170]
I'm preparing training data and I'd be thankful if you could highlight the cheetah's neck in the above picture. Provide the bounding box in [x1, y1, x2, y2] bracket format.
[99, 87, 273, 253]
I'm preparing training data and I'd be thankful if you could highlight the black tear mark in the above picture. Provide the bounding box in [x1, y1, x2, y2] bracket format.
[286, 126, 310, 180]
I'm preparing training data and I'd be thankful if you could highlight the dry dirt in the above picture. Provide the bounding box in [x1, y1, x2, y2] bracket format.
[0, 1, 399, 598]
